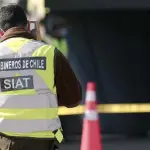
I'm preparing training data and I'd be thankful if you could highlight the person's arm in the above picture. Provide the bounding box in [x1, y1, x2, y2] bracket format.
[54, 49, 82, 108]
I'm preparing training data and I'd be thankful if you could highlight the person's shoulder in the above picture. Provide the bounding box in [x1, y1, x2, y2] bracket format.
[54, 48, 69, 68]
[30, 39, 46, 46]
[30, 39, 54, 49]
[54, 48, 65, 58]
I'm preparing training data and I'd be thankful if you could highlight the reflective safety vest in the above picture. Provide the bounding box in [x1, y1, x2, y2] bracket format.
[43, 35, 68, 58]
[0, 37, 63, 143]
[51, 37, 68, 58]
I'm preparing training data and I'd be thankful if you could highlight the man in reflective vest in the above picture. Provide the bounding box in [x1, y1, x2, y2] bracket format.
[39, 18, 69, 58]
[0, 4, 82, 150]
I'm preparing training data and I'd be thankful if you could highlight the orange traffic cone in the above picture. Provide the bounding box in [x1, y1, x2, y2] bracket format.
[80, 82, 102, 150]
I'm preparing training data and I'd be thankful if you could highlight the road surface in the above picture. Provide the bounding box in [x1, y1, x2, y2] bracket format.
[60, 135, 150, 150]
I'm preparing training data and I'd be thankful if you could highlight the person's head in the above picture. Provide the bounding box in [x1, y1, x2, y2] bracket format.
[0, 3, 28, 32]
[52, 24, 68, 38]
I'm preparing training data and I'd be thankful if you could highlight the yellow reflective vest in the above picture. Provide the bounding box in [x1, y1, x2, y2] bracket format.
[0, 37, 63, 143]
[43, 35, 68, 58]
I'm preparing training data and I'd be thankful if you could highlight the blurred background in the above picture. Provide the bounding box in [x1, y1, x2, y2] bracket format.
[2, 0, 150, 149]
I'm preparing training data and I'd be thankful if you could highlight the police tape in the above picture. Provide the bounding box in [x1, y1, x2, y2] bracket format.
[58, 103, 150, 115]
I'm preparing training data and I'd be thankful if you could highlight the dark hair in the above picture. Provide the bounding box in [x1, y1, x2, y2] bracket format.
[0, 3, 27, 31]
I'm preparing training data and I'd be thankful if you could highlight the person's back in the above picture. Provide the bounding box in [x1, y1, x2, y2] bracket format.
[0, 4, 82, 150]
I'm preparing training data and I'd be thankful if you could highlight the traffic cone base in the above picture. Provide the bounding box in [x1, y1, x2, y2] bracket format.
[81, 119, 102, 150]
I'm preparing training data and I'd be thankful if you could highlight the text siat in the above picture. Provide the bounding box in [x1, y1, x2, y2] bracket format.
[0, 76, 34, 92]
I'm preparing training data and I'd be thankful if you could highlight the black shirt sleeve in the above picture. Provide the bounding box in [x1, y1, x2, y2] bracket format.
[54, 49, 82, 108]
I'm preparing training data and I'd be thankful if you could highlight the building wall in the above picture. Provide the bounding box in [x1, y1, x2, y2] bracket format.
[46, 0, 150, 10]
[58, 11, 150, 136]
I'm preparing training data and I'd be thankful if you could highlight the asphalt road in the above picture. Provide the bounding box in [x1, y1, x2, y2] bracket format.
[60, 136, 150, 150]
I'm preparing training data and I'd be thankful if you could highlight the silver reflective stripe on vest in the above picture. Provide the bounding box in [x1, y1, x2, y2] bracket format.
[0, 38, 61, 133]
[0, 90, 56, 108]
[0, 117, 61, 132]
